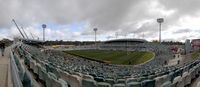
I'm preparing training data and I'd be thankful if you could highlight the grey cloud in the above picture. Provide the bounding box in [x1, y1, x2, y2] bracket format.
[172, 29, 191, 34]
[0, 0, 200, 41]
[159, 0, 200, 15]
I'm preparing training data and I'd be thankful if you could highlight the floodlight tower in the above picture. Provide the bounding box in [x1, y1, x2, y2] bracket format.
[42, 24, 47, 41]
[93, 28, 98, 48]
[157, 18, 164, 44]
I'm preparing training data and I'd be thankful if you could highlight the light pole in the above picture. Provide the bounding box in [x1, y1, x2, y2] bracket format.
[42, 24, 47, 41]
[157, 18, 164, 44]
[93, 28, 98, 49]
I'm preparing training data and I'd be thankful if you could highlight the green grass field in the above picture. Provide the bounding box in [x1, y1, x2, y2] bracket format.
[66, 50, 154, 65]
[192, 50, 200, 60]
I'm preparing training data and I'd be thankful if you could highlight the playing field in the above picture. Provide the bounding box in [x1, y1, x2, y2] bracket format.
[192, 50, 200, 60]
[66, 50, 154, 65]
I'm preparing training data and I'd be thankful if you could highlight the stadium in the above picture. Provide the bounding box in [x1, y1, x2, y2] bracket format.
[8, 37, 200, 87]
[1, 1, 200, 87]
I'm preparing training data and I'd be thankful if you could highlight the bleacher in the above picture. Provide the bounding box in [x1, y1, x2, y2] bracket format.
[10, 42, 200, 87]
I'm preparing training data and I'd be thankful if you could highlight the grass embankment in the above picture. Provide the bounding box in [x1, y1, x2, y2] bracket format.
[66, 50, 154, 65]
[192, 50, 200, 60]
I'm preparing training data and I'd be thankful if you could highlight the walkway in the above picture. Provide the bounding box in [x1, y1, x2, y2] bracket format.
[0, 47, 12, 87]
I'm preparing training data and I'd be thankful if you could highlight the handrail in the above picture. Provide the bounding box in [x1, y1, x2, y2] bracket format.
[10, 49, 23, 87]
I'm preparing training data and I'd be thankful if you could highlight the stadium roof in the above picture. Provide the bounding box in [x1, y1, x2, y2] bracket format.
[20, 38, 44, 44]
[104, 38, 148, 43]
[191, 39, 200, 46]
[191, 39, 200, 42]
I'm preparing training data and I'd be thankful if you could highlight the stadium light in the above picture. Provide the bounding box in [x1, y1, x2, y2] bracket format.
[42, 24, 47, 41]
[93, 28, 98, 49]
[157, 18, 164, 44]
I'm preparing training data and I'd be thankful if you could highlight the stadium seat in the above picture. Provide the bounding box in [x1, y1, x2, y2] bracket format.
[197, 81, 200, 87]
[40, 61, 46, 68]
[160, 81, 171, 87]
[97, 82, 111, 87]
[73, 72, 83, 77]
[141, 79, 155, 87]
[45, 64, 54, 73]
[168, 72, 175, 82]
[48, 72, 57, 79]
[182, 71, 190, 86]
[82, 79, 97, 87]
[51, 78, 65, 87]
[148, 75, 156, 79]
[45, 72, 53, 87]
[116, 79, 125, 84]
[13, 53, 26, 81]
[58, 70, 70, 84]
[113, 83, 125, 87]
[24, 55, 30, 67]
[51, 68, 60, 78]
[30, 60, 36, 70]
[33, 63, 40, 74]
[127, 81, 141, 87]
[196, 64, 200, 74]
[190, 68, 196, 80]
[59, 79, 69, 87]
[105, 78, 115, 86]
[17, 43, 200, 87]
[195, 66, 199, 77]
[22, 70, 32, 87]
[18, 64, 25, 81]
[154, 74, 169, 87]
[137, 77, 147, 82]
[83, 74, 94, 80]
[94, 77, 105, 82]
[154, 76, 163, 87]
[126, 78, 138, 84]
[68, 75, 82, 87]
[45, 72, 68, 87]
[38, 66, 47, 81]
[171, 76, 181, 87]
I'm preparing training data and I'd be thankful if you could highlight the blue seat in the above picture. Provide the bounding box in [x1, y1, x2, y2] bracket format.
[38, 66, 47, 81]
[94, 77, 105, 82]
[22, 70, 32, 87]
[141, 79, 155, 87]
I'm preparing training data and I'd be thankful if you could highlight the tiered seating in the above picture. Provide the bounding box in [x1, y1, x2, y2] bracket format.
[11, 42, 200, 87]
[12, 43, 69, 87]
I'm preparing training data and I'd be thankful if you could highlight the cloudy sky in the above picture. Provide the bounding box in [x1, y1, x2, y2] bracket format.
[0, 0, 200, 42]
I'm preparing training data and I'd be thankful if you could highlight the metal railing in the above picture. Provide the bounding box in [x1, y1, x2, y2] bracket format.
[10, 49, 23, 87]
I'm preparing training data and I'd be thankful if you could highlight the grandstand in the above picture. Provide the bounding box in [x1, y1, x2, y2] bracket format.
[6, 38, 200, 87]
[103, 38, 147, 45]
[97, 39, 147, 51]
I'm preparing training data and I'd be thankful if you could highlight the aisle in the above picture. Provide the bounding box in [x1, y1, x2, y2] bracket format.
[0, 47, 12, 87]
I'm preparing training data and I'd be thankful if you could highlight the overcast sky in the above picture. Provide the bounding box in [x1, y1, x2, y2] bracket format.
[0, 0, 200, 42]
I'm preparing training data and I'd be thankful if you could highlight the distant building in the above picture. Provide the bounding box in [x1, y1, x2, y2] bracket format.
[191, 39, 200, 50]
[185, 39, 192, 54]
